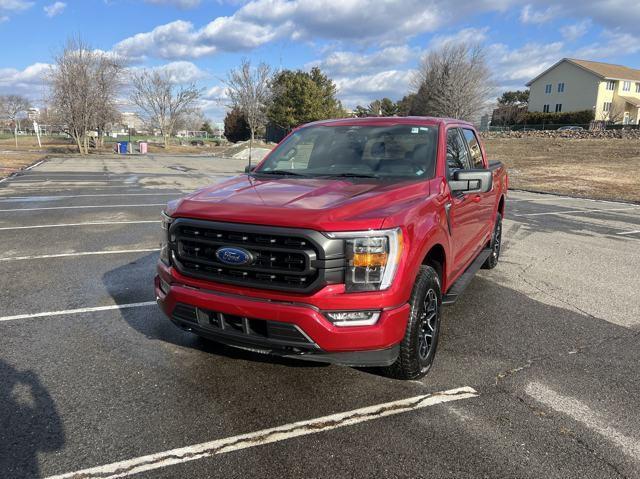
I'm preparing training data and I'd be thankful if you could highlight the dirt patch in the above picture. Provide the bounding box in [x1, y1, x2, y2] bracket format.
[0, 137, 80, 178]
[484, 137, 640, 203]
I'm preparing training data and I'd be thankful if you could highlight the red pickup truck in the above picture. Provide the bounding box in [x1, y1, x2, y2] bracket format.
[155, 117, 507, 379]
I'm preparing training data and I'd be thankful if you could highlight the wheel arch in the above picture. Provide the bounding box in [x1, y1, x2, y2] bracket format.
[421, 243, 446, 290]
[497, 195, 505, 217]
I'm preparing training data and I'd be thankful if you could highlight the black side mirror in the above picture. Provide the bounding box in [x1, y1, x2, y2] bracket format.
[450, 169, 493, 194]
[244, 165, 257, 173]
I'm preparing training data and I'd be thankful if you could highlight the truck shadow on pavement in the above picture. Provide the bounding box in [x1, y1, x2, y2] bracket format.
[102, 252, 327, 370]
[0, 360, 65, 479]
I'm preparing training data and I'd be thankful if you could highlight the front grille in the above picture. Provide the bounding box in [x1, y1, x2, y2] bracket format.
[169, 219, 344, 292]
[171, 303, 315, 350]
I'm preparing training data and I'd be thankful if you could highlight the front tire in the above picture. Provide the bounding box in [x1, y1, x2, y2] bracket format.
[384, 265, 442, 380]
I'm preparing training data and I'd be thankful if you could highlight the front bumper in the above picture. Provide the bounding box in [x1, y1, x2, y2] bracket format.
[155, 265, 409, 367]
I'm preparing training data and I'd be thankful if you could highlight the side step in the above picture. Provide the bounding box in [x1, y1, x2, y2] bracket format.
[442, 248, 492, 306]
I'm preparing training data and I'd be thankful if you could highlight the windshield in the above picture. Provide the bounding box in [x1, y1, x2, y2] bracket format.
[255, 124, 438, 179]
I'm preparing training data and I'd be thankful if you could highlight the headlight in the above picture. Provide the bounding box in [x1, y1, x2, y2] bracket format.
[325, 310, 380, 326]
[160, 210, 174, 265]
[326, 228, 403, 292]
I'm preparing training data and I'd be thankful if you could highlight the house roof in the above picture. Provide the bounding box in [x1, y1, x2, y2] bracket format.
[526, 58, 640, 86]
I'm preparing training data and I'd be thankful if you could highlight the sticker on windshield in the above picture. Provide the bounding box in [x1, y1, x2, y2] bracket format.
[411, 127, 419, 133]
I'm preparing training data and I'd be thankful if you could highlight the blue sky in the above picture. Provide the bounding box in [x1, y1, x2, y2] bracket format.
[1, 0, 639, 121]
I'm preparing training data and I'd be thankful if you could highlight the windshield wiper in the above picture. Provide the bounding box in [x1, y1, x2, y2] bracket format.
[252, 170, 308, 177]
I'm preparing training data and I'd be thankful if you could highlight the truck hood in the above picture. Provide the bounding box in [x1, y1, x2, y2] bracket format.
[171, 175, 430, 231]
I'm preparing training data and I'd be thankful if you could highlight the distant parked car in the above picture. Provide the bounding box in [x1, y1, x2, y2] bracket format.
[558, 126, 585, 131]
[190, 139, 205, 146]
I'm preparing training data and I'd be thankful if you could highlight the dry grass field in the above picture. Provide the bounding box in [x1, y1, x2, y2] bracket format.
[484, 137, 640, 203]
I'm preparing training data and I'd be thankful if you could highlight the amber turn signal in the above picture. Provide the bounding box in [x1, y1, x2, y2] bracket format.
[352, 252, 388, 267]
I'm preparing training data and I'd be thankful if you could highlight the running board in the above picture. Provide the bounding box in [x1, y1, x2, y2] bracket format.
[442, 248, 492, 306]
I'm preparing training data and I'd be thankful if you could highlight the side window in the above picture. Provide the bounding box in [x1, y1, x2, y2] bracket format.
[462, 129, 485, 169]
[446, 128, 471, 178]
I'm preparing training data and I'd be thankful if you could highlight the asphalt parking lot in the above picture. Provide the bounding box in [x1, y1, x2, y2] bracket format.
[1, 154, 639, 479]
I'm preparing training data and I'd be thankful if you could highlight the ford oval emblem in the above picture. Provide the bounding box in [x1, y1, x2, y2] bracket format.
[215, 247, 253, 266]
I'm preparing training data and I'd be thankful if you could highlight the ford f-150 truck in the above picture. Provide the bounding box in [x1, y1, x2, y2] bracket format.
[155, 117, 507, 379]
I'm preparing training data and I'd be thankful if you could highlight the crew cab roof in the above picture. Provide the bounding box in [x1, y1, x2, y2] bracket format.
[303, 116, 474, 128]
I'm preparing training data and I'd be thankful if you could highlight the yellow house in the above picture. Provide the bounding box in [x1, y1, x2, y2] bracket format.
[527, 58, 640, 124]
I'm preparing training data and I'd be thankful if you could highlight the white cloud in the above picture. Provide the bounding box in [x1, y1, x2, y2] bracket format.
[309, 46, 417, 77]
[487, 41, 565, 86]
[0, 0, 33, 12]
[153, 61, 209, 83]
[43, 1, 66, 17]
[114, 20, 218, 61]
[428, 27, 489, 49]
[335, 69, 415, 107]
[575, 30, 640, 59]
[519, 4, 558, 24]
[114, 0, 452, 60]
[0, 62, 51, 97]
[0, 0, 33, 20]
[127, 61, 209, 84]
[560, 20, 591, 41]
[144, 0, 201, 8]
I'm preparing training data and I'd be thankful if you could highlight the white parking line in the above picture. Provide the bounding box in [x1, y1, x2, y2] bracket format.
[0, 220, 158, 231]
[0, 301, 157, 322]
[0, 248, 159, 262]
[0, 203, 166, 212]
[617, 230, 640, 236]
[514, 206, 640, 217]
[0, 193, 178, 201]
[45, 386, 479, 479]
[526, 381, 640, 461]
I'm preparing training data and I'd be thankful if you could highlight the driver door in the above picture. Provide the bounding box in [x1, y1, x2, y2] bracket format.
[445, 128, 485, 276]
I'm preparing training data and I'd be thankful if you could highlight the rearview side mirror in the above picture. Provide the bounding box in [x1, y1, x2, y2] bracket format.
[244, 165, 257, 173]
[450, 169, 493, 194]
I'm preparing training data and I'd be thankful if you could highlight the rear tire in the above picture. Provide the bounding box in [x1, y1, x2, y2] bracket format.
[482, 212, 502, 270]
[384, 265, 442, 380]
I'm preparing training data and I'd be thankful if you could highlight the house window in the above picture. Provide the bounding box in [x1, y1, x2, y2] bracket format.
[543, 104, 550, 113]
[606, 80, 616, 90]
[555, 104, 562, 113]
[557, 82, 565, 93]
[623, 81, 631, 92]
[603, 102, 612, 112]
[636, 83, 640, 93]
[545, 84, 552, 94]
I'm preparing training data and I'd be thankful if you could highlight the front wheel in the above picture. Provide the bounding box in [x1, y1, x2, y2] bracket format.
[384, 265, 442, 380]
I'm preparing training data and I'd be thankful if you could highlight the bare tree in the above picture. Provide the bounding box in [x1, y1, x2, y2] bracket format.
[129, 70, 202, 148]
[50, 38, 124, 154]
[224, 59, 272, 164]
[94, 59, 124, 148]
[178, 108, 207, 133]
[0, 95, 30, 148]
[411, 43, 493, 122]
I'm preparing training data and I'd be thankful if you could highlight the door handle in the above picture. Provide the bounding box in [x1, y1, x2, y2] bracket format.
[470, 195, 481, 203]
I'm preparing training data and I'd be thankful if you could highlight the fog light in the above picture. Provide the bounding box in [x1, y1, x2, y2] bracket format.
[325, 310, 380, 327]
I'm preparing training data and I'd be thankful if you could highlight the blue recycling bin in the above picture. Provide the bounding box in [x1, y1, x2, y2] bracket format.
[119, 141, 129, 154]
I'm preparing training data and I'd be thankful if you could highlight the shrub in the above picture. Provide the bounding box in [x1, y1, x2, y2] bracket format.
[523, 110, 594, 125]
